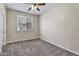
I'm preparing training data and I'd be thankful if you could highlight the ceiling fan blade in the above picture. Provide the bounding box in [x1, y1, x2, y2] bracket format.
[33, 3, 46, 6]
[27, 7, 32, 11]
[37, 7, 40, 11]
[37, 3, 46, 6]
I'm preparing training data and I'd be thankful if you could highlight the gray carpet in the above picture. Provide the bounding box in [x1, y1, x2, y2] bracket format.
[1, 39, 78, 56]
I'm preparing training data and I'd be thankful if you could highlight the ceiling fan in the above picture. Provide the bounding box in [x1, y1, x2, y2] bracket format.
[27, 3, 46, 11]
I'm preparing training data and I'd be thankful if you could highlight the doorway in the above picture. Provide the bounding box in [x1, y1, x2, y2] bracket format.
[0, 12, 4, 53]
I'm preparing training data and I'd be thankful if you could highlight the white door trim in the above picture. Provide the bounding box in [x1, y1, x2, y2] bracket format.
[0, 12, 4, 53]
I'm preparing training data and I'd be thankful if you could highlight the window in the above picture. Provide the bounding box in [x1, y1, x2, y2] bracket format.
[17, 15, 33, 32]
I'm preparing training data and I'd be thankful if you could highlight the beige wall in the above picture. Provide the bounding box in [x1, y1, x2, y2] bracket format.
[7, 9, 39, 43]
[0, 3, 6, 52]
[40, 4, 79, 55]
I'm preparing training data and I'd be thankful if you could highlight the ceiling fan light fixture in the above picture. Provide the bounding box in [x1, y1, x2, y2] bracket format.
[28, 3, 46, 11]
[34, 6, 38, 9]
[31, 5, 35, 10]
[31, 4, 38, 11]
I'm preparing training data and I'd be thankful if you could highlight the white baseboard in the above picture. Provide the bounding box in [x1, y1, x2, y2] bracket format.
[40, 37, 79, 55]
[6, 38, 40, 44]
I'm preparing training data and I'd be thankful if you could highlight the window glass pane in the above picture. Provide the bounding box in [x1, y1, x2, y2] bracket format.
[26, 17, 33, 31]
[17, 15, 26, 31]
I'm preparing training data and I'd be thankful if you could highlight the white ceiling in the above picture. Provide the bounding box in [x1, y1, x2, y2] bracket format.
[4, 3, 56, 15]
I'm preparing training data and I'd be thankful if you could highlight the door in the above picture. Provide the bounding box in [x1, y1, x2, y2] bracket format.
[0, 12, 4, 53]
